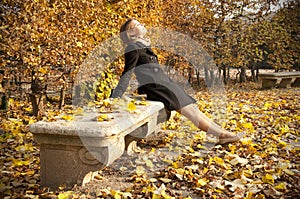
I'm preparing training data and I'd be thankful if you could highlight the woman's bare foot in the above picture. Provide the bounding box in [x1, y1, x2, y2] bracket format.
[217, 132, 245, 144]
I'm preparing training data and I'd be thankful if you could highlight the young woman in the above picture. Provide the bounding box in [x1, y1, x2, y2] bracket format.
[111, 18, 244, 144]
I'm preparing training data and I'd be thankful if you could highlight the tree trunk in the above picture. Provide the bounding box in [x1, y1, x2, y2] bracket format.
[29, 93, 39, 116]
[73, 85, 81, 105]
[251, 65, 257, 82]
[30, 79, 45, 116]
[210, 69, 215, 87]
[29, 93, 44, 117]
[204, 67, 211, 87]
[251, 64, 259, 82]
[0, 95, 7, 110]
[239, 66, 247, 83]
[256, 66, 259, 81]
[59, 77, 66, 109]
[227, 67, 231, 83]
[0, 79, 7, 110]
[59, 86, 66, 110]
[196, 69, 201, 86]
[222, 66, 230, 84]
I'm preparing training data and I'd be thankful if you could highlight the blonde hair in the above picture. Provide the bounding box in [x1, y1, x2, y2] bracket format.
[120, 18, 135, 44]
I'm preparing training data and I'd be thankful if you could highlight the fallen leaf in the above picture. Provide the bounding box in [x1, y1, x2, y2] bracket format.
[136, 166, 146, 176]
[225, 179, 245, 192]
[262, 174, 275, 184]
[127, 100, 136, 112]
[229, 154, 249, 166]
[61, 115, 74, 121]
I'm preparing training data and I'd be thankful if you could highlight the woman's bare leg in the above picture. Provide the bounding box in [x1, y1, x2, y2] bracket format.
[177, 103, 238, 139]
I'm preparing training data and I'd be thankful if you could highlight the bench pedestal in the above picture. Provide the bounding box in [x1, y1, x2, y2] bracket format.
[34, 134, 125, 188]
[30, 100, 169, 188]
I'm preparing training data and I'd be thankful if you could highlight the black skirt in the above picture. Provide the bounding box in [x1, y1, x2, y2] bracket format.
[138, 84, 195, 111]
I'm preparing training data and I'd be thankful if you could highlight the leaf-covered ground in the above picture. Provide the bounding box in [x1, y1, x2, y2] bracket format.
[0, 83, 299, 199]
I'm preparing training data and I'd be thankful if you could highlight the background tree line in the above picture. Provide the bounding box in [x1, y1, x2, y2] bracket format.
[0, 0, 299, 116]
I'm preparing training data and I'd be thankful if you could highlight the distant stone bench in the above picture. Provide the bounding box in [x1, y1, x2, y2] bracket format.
[29, 99, 170, 189]
[258, 71, 300, 89]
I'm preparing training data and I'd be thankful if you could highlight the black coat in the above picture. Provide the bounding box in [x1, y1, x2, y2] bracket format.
[111, 42, 195, 111]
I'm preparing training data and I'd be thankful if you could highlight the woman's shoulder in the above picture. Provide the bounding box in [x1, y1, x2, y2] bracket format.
[125, 42, 145, 53]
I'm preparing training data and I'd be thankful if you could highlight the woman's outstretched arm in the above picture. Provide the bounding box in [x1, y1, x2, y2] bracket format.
[111, 45, 139, 98]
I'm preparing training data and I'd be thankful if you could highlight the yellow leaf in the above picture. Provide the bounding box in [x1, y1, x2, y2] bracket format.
[145, 159, 154, 168]
[150, 148, 156, 153]
[152, 193, 161, 199]
[9, 98, 14, 106]
[188, 147, 194, 153]
[208, 157, 213, 165]
[28, 118, 36, 124]
[241, 173, 253, 184]
[243, 122, 253, 129]
[74, 108, 84, 115]
[255, 194, 266, 199]
[243, 168, 253, 177]
[26, 170, 35, 176]
[245, 192, 253, 199]
[214, 156, 226, 167]
[228, 144, 236, 153]
[274, 182, 286, 191]
[121, 192, 132, 198]
[136, 100, 149, 106]
[110, 190, 122, 199]
[262, 174, 274, 184]
[159, 178, 172, 183]
[263, 102, 272, 109]
[197, 144, 207, 150]
[127, 100, 136, 112]
[283, 169, 294, 176]
[76, 42, 83, 48]
[225, 179, 245, 192]
[87, 101, 94, 107]
[278, 140, 287, 148]
[97, 114, 108, 122]
[15, 143, 35, 152]
[280, 125, 289, 134]
[38, 67, 47, 74]
[57, 191, 73, 199]
[23, 107, 32, 112]
[61, 115, 74, 121]
[12, 159, 30, 167]
[102, 98, 112, 107]
[175, 168, 185, 175]
[229, 155, 249, 166]
[197, 178, 208, 187]
[136, 166, 146, 176]
[153, 184, 171, 199]
[241, 137, 252, 145]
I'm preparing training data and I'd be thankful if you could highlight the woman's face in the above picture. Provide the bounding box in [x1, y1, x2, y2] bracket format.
[128, 20, 147, 37]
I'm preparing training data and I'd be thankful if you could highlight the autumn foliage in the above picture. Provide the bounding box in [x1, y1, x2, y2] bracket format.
[0, 0, 299, 198]
[1, 0, 299, 115]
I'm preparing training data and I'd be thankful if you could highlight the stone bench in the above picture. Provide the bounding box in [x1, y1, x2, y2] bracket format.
[29, 99, 170, 189]
[258, 71, 300, 89]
